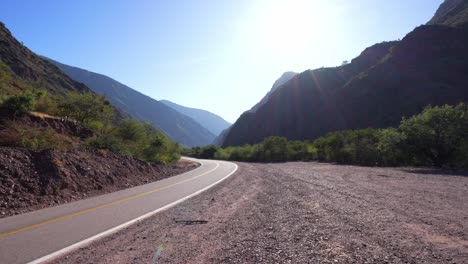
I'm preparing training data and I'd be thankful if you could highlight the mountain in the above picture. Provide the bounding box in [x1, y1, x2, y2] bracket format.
[221, 3, 468, 147]
[249, 71, 297, 112]
[160, 100, 230, 136]
[0, 22, 89, 95]
[428, 0, 468, 27]
[212, 71, 297, 145]
[212, 127, 231, 146]
[49, 59, 215, 147]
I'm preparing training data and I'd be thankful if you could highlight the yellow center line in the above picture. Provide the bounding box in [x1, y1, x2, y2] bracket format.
[0, 162, 220, 238]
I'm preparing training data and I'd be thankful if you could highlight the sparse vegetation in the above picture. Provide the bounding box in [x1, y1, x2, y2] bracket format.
[86, 119, 180, 164]
[0, 90, 181, 164]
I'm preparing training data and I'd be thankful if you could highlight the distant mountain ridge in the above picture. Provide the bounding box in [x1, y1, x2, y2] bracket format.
[49, 59, 215, 147]
[221, 2, 468, 147]
[160, 100, 230, 136]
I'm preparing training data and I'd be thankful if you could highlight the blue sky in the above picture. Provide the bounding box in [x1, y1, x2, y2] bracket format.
[1, 0, 441, 123]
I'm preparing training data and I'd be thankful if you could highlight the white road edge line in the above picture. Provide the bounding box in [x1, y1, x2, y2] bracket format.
[28, 160, 238, 264]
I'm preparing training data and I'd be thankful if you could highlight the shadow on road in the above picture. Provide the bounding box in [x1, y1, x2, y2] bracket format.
[401, 168, 468, 177]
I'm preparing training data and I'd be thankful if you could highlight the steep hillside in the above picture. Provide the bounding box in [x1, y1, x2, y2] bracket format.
[222, 22, 468, 146]
[428, 0, 468, 27]
[49, 59, 215, 147]
[249, 71, 297, 112]
[160, 100, 230, 136]
[0, 22, 89, 95]
[213, 71, 297, 145]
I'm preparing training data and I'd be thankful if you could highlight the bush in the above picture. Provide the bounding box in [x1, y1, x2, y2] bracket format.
[85, 120, 180, 164]
[399, 104, 468, 168]
[0, 90, 45, 116]
[85, 135, 127, 154]
[53, 92, 115, 125]
[0, 123, 71, 151]
[377, 128, 407, 166]
[313, 129, 380, 165]
[257, 136, 288, 162]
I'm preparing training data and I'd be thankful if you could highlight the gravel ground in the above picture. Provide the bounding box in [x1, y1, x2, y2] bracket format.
[52, 162, 468, 264]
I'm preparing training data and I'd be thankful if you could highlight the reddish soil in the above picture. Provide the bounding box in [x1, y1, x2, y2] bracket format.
[52, 162, 468, 264]
[0, 147, 199, 218]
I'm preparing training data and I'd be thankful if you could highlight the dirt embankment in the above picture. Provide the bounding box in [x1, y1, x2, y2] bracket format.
[0, 147, 199, 218]
[53, 162, 468, 264]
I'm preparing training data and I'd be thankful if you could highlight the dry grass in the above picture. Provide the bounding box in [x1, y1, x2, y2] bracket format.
[29, 111, 60, 120]
[0, 121, 73, 151]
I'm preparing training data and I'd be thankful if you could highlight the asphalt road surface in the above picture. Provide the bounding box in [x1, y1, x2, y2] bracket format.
[0, 158, 237, 264]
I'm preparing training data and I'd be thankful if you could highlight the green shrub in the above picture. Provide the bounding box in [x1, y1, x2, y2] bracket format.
[53, 92, 115, 125]
[85, 135, 127, 154]
[399, 104, 468, 168]
[85, 120, 180, 164]
[0, 90, 45, 115]
[377, 128, 407, 166]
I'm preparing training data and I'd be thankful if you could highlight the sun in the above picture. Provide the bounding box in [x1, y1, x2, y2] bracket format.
[245, 0, 334, 56]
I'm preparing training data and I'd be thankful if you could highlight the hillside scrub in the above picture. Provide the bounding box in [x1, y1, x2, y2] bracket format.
[187, 136, 317, 162]
[0, 90, 181, 164]
[190, 104, 468, 169]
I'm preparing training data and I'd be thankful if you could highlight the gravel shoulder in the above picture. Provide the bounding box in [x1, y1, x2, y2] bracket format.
[52, 162, 468, 264]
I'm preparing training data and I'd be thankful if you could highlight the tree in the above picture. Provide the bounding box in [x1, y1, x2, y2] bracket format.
[55, 92, 115, 125]
[377, 128, 407, 166]
[116, 119, 146, 142]
[399, 104, 468, 167]
[259, 136, 288, 162]
[0, 90, 45, 116]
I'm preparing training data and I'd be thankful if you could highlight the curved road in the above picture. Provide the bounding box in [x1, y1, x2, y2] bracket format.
[0, 158, 237, 264]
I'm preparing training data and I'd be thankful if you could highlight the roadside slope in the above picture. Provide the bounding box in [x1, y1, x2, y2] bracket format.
[0, 147, 198, 218]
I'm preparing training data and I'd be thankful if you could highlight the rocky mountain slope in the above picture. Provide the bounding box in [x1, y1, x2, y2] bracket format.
[161, 100, 231, 136]
[49, 59, 215, 147]
[221, 3, 468, 147]
[428, 0, 468, 26]
[249, 71, 297, 113]
[0, 22, 89, 95]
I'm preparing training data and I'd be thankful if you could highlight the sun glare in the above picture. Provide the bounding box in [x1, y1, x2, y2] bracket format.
[248, 0, 335, 56]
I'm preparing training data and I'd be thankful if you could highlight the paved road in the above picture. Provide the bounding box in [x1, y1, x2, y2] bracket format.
[0, 158, 237, 264]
